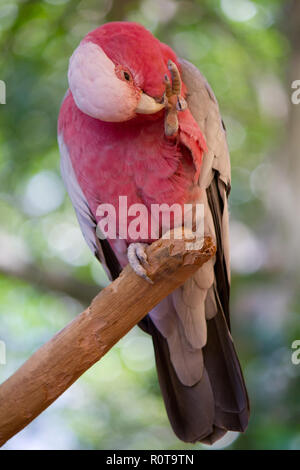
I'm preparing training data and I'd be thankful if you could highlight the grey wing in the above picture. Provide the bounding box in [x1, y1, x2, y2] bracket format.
[181, 57, 249, 422]
[58, 134, 122, 281]
[149, 59, 232, 383]
[180, 58, 231, 326]
[145, 59, 249, 443]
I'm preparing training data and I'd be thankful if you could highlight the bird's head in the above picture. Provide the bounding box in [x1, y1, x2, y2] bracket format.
[68, 22, 178, 122]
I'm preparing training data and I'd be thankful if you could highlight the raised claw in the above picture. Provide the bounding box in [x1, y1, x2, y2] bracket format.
[167, 60, 182, 96]
[164, 60, 187, 138]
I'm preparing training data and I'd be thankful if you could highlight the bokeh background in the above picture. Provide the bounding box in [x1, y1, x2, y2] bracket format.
[0, 0, 300, 450]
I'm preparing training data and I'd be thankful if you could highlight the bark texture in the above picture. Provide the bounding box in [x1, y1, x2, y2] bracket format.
[0, 233, 215, 447]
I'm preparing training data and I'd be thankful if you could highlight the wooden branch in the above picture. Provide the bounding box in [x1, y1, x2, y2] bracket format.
[0, 233, 216, 447]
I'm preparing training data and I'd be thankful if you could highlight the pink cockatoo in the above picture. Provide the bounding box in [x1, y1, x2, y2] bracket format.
[58, 22, 249, 444]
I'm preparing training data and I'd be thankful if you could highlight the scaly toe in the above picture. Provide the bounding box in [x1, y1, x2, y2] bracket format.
[135, 243, 149, 263]
[163, 61, 187, 138]
[176, 96, 187, 111]
[127, 243, 153, 284]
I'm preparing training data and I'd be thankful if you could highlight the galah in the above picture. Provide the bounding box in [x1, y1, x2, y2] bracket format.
[58, 22, 249, 444]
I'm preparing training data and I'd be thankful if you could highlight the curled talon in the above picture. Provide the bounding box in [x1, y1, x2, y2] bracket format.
[127, 243, 153, 284]
[135, 243, 148, 264]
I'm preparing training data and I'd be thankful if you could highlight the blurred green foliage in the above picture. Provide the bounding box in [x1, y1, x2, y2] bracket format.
[0, 0, 299, 450]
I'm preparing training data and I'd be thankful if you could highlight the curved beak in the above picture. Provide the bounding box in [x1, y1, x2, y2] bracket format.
[135, 92, 165, 115]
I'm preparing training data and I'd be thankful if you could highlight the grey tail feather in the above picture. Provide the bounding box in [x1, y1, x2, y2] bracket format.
[97, 231, 250, 443]
[203, 296, 250, 435]
[140, 309, 249, 444]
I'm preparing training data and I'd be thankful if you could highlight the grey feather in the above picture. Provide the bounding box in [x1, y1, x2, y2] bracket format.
[145, 58, 249, 443]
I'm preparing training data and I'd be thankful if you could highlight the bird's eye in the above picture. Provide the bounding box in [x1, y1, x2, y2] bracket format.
[115, 65, 133, 83]
[123, 71, 131, 81]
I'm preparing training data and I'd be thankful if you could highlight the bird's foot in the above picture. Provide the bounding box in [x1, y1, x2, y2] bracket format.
[164, 60, 188, 138]
[127, 243, 153, 284]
